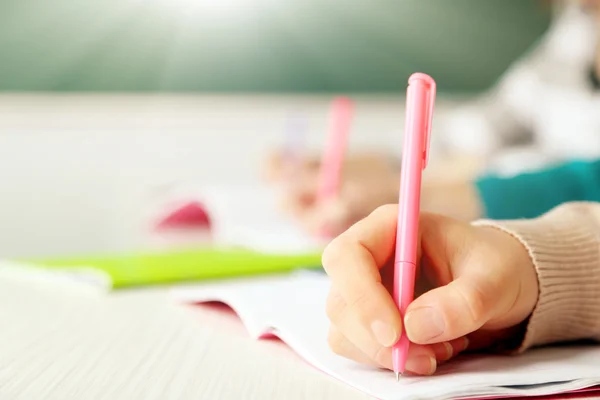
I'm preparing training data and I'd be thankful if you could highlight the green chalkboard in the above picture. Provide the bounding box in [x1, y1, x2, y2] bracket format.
[0, 0, 550, 93]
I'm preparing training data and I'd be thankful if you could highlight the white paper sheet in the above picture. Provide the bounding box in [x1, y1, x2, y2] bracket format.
[173, 271, 600, 400]
[165, 184, 325, 254]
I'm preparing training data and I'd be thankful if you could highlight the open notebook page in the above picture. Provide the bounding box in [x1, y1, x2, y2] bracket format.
[173, 271, 600, 400]
[160, 184, 325, 254]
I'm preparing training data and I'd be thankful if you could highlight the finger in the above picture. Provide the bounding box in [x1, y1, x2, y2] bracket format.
[272, 150, 321, 171]
[452, 336, 470, 355]
[301, 198, 352, 237]
[404, 273, 509, 344]
[322, 205, 401, 348]
[302, 156, 321, 171]
[326, 288, 395, 367]
[327, 325, 381, 367]
[262, 151, 309, 182]
[323, 204, 398, 276]
[262, 151, 285, 181]
[404, 345, 437, 376]
[283, 155, 321, 180]
[430, 337, 469, 363]
[280, 172, 320, 215]
[430, 342, 454, 363]
[326, 287, 437, 375]
[298, 178, 379, 237]
[328, 325, 437, 375]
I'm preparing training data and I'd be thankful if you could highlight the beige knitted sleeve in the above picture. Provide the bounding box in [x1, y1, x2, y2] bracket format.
[473, 202, 600, 351]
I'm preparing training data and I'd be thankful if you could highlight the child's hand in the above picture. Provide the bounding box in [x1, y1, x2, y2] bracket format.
[265, 150, 485, 237]
[321, 205, 538, 375]
[264, 150, 399, 237]
[263, 150, 394, 183]
[283, 165, 399, 238]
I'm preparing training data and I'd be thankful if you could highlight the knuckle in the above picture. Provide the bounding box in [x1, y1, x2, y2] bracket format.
[372, 204, 397, 218]
[321, 239, 345, 273]
[458, 281, 492, 324]
[371, 344, 389, 367]
[325, 291, 345, 322]
[327, 328, 344, 355]
[346, 289, 372, 313]
[346, 291, 383, 330]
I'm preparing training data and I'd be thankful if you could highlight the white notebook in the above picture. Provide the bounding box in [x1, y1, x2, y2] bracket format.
[173, 271, 600, 400]
[157, 183, 325, 254]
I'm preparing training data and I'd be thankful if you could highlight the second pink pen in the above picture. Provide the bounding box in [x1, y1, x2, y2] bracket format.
[316, 96, 354, 238]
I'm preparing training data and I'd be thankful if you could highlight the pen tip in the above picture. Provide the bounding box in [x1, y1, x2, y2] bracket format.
[396, 372, 400, 381]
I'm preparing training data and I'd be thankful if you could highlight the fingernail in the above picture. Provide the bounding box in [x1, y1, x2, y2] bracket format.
[404, 307, 446, 343]
[442, 342, 453, 360]
[432, 342, 453, 362]
[405, 356, 436, 376]
[461, 337, 470, 352]
[371, 320, 398, 347]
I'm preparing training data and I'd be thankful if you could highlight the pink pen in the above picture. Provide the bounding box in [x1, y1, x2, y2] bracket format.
[392, 73, 436, 379]
[316, 97, 353, 237]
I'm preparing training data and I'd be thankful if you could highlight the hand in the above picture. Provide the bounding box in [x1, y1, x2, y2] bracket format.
[321, 205, 538, 375]
[265, 149, 485, 237]
[284, 166, 400, 238]
[281, 172, 483, 237]
[290, 179, 483, 237]
[262, 150, 320, 183]
[420, 180, 483, 222]
[264, 150, 399, 237]
[263, 149, 395, 183]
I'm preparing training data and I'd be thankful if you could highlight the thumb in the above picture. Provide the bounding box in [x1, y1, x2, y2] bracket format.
[403, 274, 507, 344]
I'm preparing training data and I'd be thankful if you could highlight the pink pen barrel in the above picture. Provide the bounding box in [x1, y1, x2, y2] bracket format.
[316, 97, 353, 202]
[392, 73, 436, 375]
[396, 77, 429, 265]
[316, 97, 353, 238]
[393, 260, 417, 373]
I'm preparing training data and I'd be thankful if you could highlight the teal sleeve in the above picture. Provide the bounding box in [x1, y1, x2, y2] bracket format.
[474, 159, 600, 220]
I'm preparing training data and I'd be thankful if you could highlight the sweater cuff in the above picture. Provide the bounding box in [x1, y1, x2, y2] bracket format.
[473, 203, 600, 352]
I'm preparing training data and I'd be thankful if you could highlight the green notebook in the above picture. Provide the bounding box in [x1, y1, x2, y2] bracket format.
[23, 247, 323, 290]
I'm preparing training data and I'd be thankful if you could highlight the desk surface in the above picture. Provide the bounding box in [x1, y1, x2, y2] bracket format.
[0, 276, 371, 400]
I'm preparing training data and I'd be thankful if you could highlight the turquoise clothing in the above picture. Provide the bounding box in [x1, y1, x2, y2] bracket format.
[474, 159, 600, 220]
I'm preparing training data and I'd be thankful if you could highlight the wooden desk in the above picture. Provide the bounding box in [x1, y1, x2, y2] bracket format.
[0, 275, 371, 400]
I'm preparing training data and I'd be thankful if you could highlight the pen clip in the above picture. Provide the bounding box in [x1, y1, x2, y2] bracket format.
[424, 79, 435, 169]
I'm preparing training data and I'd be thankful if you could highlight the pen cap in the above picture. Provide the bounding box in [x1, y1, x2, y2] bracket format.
[407, 73, 436, 169]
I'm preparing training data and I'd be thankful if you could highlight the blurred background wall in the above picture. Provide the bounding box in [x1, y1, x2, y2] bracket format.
[0, 0, 550, 93]
[0, 0, 554, 257]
